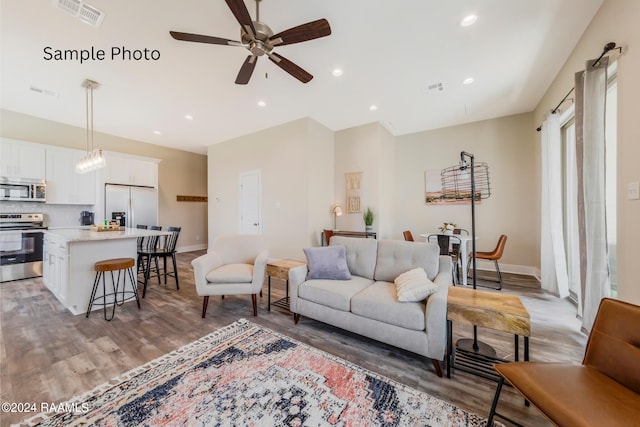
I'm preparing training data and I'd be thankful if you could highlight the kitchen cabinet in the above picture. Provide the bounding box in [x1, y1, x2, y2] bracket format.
[42, 227, 167, 315]
[43, 233, 68, 305]
[45, 147, 96, 205]
[0, 139, 46, 180]
[105, 155, 157, 187]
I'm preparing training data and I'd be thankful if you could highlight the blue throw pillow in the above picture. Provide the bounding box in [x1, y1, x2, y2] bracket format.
[303, 245, 352, 280]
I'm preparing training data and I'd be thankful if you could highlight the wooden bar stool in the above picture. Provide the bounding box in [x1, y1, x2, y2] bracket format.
[87, 258, 140, 321]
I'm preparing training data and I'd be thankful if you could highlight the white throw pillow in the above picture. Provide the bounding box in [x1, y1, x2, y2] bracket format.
[394, 267, 438, 302]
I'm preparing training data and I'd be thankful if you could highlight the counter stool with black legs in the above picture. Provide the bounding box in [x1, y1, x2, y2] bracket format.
[87, 257, 140, 321]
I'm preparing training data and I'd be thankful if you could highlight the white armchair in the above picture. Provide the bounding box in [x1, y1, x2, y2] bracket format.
[192, 234, 269, 318]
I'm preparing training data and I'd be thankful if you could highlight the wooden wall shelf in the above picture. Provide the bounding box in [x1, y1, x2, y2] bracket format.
[176, 195, 208, 202]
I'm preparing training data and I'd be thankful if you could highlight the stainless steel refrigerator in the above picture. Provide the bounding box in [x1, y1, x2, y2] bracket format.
[104, 184, 158, 228]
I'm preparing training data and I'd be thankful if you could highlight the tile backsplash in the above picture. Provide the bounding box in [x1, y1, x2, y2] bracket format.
[0, 202, 94, 228]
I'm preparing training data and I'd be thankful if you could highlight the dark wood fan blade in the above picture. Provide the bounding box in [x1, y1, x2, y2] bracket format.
[269, 18, 331, 46]
[170, 31, 242, 46]
[268, 52, 313, 83]
[235, 55, 257, 85]
[225, 0, 256, 38]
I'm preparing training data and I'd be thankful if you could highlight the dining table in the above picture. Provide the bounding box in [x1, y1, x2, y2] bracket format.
[420, 233, 475, 287]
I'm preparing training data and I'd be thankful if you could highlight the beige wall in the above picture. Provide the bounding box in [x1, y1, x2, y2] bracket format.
[207, 118, 334, 260]
[533, 0, 640, 304]
[207, 114, 538, 274]
[332, 123, 396, 238]
[0, 109, 208, 252]
[394, 113, 538, 274]
[334, 123, 386, 235]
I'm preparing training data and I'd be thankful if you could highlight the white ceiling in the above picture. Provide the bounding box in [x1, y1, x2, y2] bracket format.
[1, 0, 603, 154]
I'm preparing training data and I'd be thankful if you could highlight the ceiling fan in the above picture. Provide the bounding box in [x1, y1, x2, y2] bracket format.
[170, 0, 331, 85]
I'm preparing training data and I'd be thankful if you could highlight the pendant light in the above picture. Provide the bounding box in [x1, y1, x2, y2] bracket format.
[75, 79, 106, 173]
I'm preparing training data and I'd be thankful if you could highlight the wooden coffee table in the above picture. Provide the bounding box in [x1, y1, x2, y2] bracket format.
[266, 259, 306, 311]
[446, 286, 530, 380]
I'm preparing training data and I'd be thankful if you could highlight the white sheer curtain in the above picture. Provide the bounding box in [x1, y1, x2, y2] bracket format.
[540, 111, 569, 297]
[575, 58, 610, 332]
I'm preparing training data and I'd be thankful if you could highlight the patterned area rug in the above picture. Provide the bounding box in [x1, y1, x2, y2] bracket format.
[21, 319, 499, 426]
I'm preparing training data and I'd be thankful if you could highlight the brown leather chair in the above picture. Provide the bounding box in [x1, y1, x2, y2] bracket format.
[488, 298, 640, 426]
[467, 234, 507, 290]
[323, 229, 335, 246]
[402, 230, 414, 241]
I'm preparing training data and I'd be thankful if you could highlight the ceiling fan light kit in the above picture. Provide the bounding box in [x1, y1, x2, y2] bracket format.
[170, 0, 331, 85]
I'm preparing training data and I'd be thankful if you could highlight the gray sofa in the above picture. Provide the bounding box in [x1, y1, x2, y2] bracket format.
[288, 236, 452, 376]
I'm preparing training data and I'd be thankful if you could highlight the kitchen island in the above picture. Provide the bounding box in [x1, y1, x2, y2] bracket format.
[43, 227, 169, 315]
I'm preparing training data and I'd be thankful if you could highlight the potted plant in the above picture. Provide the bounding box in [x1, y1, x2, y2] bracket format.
[439, 222, 457, 235]
[363, 207, 375, 232]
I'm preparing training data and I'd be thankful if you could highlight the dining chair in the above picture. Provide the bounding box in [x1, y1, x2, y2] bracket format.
[427, 233, 462, 285]
[467, 234, 507, 290]
[402, 230, 414, 241]
[137, 226, 162, 297]
[453, 228, 469, 235]
[143, 226, 181, 293]
[450, 228, 467, 260]
[487, 298, 640, 426]
[135, 224, 148, 251]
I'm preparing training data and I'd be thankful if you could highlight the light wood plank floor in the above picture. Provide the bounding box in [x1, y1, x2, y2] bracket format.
[0, 251, 585, 426]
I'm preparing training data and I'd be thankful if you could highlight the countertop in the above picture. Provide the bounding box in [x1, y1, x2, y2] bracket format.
[44, 227, 169, 243]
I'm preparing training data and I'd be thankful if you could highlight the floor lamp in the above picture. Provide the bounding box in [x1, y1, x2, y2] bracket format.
[442, 151, 492, 355]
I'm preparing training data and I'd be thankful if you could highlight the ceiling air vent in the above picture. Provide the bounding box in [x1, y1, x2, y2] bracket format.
[52, 0, 105, 27]
[78, 3, 105, 27]
[54, 0, 81, 16]
[426, 82, 444, 93]
[29, 85, 59, 98]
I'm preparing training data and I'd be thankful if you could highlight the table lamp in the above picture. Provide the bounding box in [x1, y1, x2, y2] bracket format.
[332, 205, 342, 230]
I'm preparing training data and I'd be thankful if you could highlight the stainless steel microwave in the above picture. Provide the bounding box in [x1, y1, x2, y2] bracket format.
[0, 178, 46, 202]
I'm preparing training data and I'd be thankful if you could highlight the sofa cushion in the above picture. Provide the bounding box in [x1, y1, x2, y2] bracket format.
[351, 281, 426, 331]
[394, 267, 438, 302]
[298, 275, 373, 312]
[303, 245, 351, 280]
[374, 240, 440, 281]
[330, 236, 378, 280]
[205, 263, 253, 283]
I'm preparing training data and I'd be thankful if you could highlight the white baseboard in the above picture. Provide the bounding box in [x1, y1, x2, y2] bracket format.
[177, 244, 207, 253]
[472, 259, 540, 280]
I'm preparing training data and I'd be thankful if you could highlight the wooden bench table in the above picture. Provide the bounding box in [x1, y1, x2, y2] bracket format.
[446, 286, 531, 380]
[266, 259, 306, 311]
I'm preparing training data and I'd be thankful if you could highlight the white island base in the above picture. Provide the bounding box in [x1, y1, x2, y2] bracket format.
[43, 228, 168, 315]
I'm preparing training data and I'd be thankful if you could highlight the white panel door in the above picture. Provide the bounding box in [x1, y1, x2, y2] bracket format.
[240, 170, 261, 234]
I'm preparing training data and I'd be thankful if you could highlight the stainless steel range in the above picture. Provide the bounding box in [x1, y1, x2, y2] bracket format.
[0, 213, 47, 282]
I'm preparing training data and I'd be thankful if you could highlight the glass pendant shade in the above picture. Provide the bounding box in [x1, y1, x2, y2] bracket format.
[75, 79, 106, 174]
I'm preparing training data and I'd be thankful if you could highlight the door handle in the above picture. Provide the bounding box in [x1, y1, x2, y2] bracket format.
[253, 223, 259, 226]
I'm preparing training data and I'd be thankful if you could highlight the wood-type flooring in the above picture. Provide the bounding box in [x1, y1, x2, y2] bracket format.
[0, 251, 586, 426]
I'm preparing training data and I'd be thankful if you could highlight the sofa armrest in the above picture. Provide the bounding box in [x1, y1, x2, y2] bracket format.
[424, 255, 452, 360]
[288, 264, 309, 313]
[251, 249, 269, 292]
[191, 251, 224, 295]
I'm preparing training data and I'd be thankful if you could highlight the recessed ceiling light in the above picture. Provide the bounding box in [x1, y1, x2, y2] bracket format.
[257, 100, 267, 107]
[153, 130, 161, 135]
[460, 14, 478, 27]
[184, 114, 193, 120]
[332, 68, 343, 77]
[369, 105, 378, 111]
[463, 77, 475, 85]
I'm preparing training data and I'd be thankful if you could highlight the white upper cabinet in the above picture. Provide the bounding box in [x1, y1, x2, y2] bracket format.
[45, 147, 96, 205]
[104, 154, 157, 187]
[0, 139, 46, 180]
